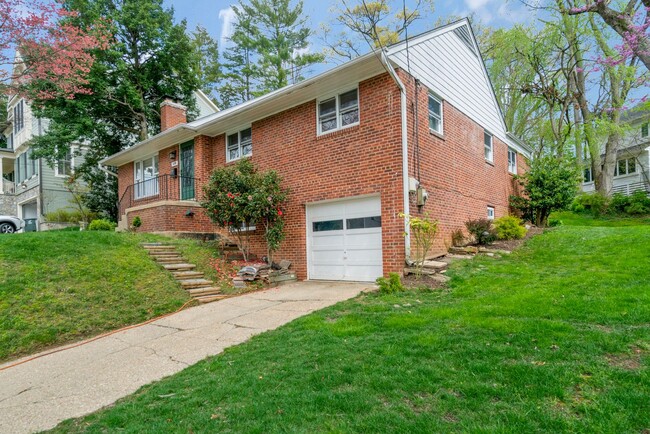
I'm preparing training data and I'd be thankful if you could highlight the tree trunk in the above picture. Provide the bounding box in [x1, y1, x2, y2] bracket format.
[596, 132, 620, 195]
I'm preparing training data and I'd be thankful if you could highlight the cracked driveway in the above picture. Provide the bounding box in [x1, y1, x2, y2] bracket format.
[0, 281, 368, 434]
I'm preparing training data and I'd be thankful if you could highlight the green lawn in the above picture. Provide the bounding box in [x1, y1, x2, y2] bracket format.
[552, 210, 650, 227]
[50, 217, 650, 433]
[0, 230, 191, 362]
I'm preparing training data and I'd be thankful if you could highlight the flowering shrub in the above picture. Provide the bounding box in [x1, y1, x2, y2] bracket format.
[202, 159, 288, 263]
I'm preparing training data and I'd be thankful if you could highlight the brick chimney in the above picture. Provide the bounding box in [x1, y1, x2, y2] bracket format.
[160, 98, 187, 131]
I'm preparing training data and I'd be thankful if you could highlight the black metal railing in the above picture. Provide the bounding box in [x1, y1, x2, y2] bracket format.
[118, 174, 201, 218]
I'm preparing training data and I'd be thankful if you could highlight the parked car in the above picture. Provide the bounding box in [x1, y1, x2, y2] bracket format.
[0, 215, 25, 233]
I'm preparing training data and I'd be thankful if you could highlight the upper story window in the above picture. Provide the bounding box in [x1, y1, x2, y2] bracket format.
[642, 123, 649, 138]
[55, 149, 73, 177]
[13, 100, 24, 134]
[508, 148, 517, 174]
[484, 131, 493, 163]
[428, 94, 443, 134]
[318, 88, 359, 134]
[227, 127, 252, 162]
[15, 149, 38, 184]
[615, 157, 636, 177]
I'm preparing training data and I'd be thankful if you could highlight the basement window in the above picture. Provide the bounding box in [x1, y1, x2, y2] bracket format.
[487, 206, 495, 220]
[318, 89, 359, 134]
[227, 127, 252, 162]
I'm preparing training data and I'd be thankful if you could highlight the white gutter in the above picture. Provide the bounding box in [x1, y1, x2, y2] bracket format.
[98, 162, 118, 178]
[381, 51, 411, 258]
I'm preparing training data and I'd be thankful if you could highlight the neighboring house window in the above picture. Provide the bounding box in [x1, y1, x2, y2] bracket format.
[318, 88, 359, 134]
[487, 206, 495, 220]
[642, 123, 649, 138]
[584, 166, 593, 183]
[14, 150, 38, 184]
[614, 157, 636, 177]
[428, 94, 443, 134]
[13, 100, 24, 134]
[55, 149, 73, 177]
[508, 148, 517, 174]
[227, 127, 252, 162]
[484, 131, 493, 162]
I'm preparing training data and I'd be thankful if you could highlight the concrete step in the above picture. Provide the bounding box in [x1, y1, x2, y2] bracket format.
[144, 245, 176, 251]
[187, 286, 222, 297]
[196, 294, 229, 304]
[180, 279, 215, 289]
[163, 263, 196, 271]
[172, 271, 205, 280]
[149, 251, 180, 256]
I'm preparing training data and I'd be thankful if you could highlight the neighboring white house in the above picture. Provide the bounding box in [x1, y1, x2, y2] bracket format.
[0, 69, 218, 231]
[582, 108, 650, 196]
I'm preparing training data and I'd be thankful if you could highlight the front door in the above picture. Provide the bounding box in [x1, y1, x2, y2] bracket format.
[180, 140, 195, 200]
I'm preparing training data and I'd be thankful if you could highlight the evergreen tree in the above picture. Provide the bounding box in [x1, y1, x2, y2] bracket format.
[191, 25, 221, 99]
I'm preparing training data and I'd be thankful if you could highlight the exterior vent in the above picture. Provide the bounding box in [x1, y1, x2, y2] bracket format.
[453, 25, 477, 57]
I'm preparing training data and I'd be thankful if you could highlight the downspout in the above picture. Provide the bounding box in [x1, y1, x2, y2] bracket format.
[381, 51, 411, 258]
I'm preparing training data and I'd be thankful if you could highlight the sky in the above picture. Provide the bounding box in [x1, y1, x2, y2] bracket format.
[163, 0, 538, 57]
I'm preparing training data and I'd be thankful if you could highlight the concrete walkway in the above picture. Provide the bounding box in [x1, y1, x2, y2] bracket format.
[0, 281, 369, 434]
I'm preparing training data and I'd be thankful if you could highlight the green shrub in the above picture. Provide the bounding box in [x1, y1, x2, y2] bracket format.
[493, 216, 527, 240]
[88, 219, 116, 231]
[609, 193, 630, 214]
[548, 218, 563, 227]
[375, 273, 405, 294]
[572, 193, 608, 216]
[626, 191, 650, 214]
[465, 218, 497, 245]
[130, 216, 142, 232]
[45, 210, 85, 223]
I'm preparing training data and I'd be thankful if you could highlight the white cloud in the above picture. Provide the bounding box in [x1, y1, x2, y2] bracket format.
[292, 47, 311, 59]
[465, 0, 491, 10]
[218, 6, 237, 52]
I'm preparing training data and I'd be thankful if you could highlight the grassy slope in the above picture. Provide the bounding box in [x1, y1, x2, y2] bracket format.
[51, 217, 650, 432]
[0, 231, 190, 362]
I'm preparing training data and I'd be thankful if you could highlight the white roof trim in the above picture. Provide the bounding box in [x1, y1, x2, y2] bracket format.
[194, 89, 220, 113]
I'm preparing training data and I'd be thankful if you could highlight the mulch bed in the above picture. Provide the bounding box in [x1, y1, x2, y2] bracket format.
[488, 227, 546, 251]
[402, 274, 448, 290]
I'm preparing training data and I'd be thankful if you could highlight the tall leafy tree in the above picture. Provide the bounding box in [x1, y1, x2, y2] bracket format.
[29, 0, 201, 219]
[218, 0, 323, 105]
[190, 25, 221, 99]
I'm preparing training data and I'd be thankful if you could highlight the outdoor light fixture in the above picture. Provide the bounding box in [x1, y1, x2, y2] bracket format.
[185, 209, 194, 217]
[169, 150, 177, 160]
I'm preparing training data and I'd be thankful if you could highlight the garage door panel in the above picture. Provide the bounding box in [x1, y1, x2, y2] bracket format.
[308, 196, 383, 282]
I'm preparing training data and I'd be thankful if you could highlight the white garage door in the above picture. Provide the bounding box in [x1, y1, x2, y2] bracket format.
[308, 196, 383, 282]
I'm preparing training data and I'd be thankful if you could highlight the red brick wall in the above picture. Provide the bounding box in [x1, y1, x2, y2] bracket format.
[160, 100, 187, 132]
[125, 204, 213, 233]
[203, 73, 406, 279]
[399, 70, 528, 253]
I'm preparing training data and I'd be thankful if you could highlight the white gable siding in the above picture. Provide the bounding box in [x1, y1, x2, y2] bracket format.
[388, 28, 508, 144]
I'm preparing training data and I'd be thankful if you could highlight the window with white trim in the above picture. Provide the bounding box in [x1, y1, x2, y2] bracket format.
[584, 166, 593, 183]
[484, 131, 493, 162]
[487, 206, 495, 220]
[55, 149, 73, 177]
[227, 127, 252, 162]
[642, 123, 648, 138]
[134, 155, 159, 198]
[614, 157, 636, 177]
[428, 94, 442, 134]
[13, 100, 24, 134]
[318, 88, 359, 134]
[508, 148, 517, 174]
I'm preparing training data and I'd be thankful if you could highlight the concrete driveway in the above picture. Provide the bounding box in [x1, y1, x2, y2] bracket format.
[0, 281, 369, 434]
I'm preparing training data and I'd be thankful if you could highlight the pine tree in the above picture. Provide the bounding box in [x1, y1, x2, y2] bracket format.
[191, 25, 221, 99]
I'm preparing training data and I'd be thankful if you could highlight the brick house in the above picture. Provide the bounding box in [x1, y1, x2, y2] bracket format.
[102, 19, 531, 282]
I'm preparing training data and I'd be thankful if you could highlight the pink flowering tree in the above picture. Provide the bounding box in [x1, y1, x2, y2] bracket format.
[202, 159, 288, 263]
[566, 0, 650, 72]
[0, 0, 109, 99]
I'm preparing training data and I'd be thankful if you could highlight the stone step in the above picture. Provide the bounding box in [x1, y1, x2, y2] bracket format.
[187, 286, 222, 297]
[141, 242, 165, 246]
[156, 257, 185, 263]
[149, 250, 179, 256]
[421, 260, 448, 271]
[163, 263, 196, 271]
[196, 294, 229, 304]
[144, 245, 176, 251]
[172, 271, 205, 280]
[180, 279, 215, 289]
